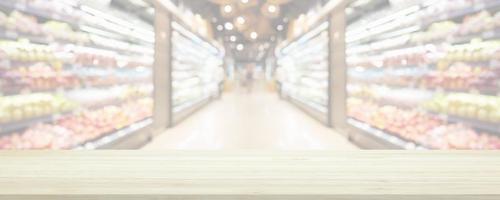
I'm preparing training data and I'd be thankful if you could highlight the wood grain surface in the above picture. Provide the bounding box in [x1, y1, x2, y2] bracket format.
[0, 151, 499, 200]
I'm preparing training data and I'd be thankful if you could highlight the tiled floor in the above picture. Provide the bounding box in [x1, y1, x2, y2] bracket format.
[144, 82, 357, 150]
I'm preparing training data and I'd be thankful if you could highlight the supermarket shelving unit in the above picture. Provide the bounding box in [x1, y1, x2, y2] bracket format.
[345, 0, 500, 149]
[274, 0, 347, 129]
[275, 22, 331, 125]
[169, 20, 225, 126]
[0, 0, 155, 149]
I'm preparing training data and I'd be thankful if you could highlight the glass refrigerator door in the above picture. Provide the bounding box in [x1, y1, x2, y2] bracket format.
[276, 22, 330, 116]
[171, 21, 224, 115]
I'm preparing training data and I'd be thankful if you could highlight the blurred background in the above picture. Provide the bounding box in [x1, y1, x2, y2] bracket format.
[0, 0, 499, 150]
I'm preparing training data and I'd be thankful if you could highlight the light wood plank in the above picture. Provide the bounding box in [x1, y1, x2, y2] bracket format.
[0, 151, 499, 199]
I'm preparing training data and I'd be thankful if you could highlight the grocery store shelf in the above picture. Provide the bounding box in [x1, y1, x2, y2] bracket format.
[0, 27, 51, 44]
[1, 81, 151, 98]
[172, 21, 221, 55]
[429, 112, 500, 136]
[277, 21, 329, 55]
[422, 0, 500, 29]
[451, 28, 500, 44]
[350, 82, 499, 97]
[347, 118, 428, 150]
[75, 118, 153, 150]
[0, 95, 150, 137]
[0, 0, 79, 28]
[0, 111, 70, 136]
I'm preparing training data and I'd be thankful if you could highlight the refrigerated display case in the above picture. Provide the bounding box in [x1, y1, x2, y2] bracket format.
[346, 0, 500, 149]
[170, 21, 224, 125]
[0, 0, 155, 149]
[276, 21, 330, 125]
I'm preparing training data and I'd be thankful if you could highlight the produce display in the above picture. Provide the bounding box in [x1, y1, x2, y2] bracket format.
[424, 93, 500, 123]
[171, 22, 224, 114]
[276, 22, 329, 114]
[346, 0, 500, 149]
[0, 98, 153, 149]
[0, 1, 154, 149]
[348, 98, 500, 150]
[0, 93, 77, 124]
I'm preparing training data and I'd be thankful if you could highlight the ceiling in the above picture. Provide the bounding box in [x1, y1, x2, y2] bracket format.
[174, 0, 327, 63]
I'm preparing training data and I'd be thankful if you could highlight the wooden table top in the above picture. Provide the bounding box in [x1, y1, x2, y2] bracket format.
[0, 151, 499, 200]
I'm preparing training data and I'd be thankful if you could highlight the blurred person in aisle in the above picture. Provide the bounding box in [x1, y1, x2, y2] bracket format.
[245, 63, 255, 93]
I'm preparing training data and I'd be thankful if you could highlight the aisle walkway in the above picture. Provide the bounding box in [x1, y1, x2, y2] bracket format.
[144, 82, 357, 150]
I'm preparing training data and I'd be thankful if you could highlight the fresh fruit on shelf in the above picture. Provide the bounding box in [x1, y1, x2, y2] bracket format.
[348, 84, 433, 108]
[411, 21, 458, 44]
[42, 21, 90, 44]
[0, 98, 153, 149]
[421, 62, 499, 91]
[73, 51, 118, 68]
[0, 62, 80, 93]
[423, 124, 500, 150]
[348, 98, 500, 149]
[443, 40, 500, 63]
[0, 40, 58, 62]
[348, 45, 440, 68]
[457, 11, 496, 36]
[65, 85, 153, 107]
[423, 93, 500, 123]
[0, 93, 77, 124]
[3, 11, 43, 36]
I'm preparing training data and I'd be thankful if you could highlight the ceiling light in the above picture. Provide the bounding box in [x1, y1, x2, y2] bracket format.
[224, 22, 234, 30]
[277, 24, 284, 31]
[268, 5, 277, 13]
[224, 5, 233, 13]
[236, 16, 245, 24]
[237, 44, 244, 51]
[217, 25, 224, 31]
[241, 0, 249, 4]
[230, 35, 237, 42]
[250, 31, 258, 39]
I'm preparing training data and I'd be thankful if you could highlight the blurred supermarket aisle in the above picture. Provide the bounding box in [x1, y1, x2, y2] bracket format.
[144, 81, 356, 150]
